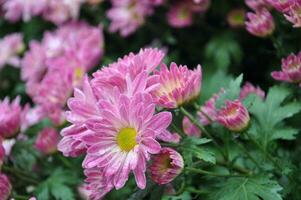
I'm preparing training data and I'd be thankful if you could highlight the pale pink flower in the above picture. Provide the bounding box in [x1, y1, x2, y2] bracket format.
[182, 116, 201, 137]
[91, 48, 164, 98]
[107, 0, 153, 37]
[35, 128, 60, 155]
[2, 138, 16, 157]
[265, 0, 292, 12]
[58, 76, 100, 157]
[239, 82, 265, 100]
[150, 147, 184, 185]
[0, 96, 23, 138]
[227, 9, 246, 28]
[271, 52, 301, 86]
[217, 100, 250, 132]
[0, 173, 11, 200]
[43, 0, 85, 25]
[78, 184, 91, 200]
[190, 0, 210, 13]
[0, 33, 24, 69]
[245, 0, 269, 10]
[3, 0, 47, 22]
[245, 9, 275, 37]
[151, 63, 202, 108]
[84, 168, 114, 200]
[81, 91, 172, 189]
[284, 1, 301, 27]
[198, 96, 218, 125]
[167, 1, 193, 28]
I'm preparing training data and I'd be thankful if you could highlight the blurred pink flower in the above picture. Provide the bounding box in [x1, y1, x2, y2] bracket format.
[151, 63, 202, 108]
[182, 116, 201, 137]
[78, 183, 91, 200]
[0, 33, 24, 69]
[284, 1, 301, 27]
[271, 52, 301, 86]
[167, 1, 193, 28]
[35, 128, 60, 155]
[81, 91, 171, 189]
[150, 147, 184, 185]
[43, 0, 85, 25]
[190, 0, 210, 13]
[245, 9, 275, 37]
[198, 93, 220, 125]
[0, 139, 4, 168]
[245, 0, 269, 10]
[107, 0, 154, 37]
[3, 0, 47, 22]
[217, 100, 250, 132]
[0, 173, 11, 200]
[84, 168, 113, 200]
[0, 96, 24, 138]
[239, 82, 265, 100]
[265, 0, 292, 12]
[21, 21, 104, 125]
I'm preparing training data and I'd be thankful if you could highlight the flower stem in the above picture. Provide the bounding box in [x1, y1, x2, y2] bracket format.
[57, 153, 73, 169]
[186, 167, 249, 177]
[2, 165, 39, 185]
[179, 107, 226, 158]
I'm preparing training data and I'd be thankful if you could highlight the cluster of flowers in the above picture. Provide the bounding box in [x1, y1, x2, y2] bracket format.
[1, 0, 103, 25]
[21, 21, 104, 124]
[244, 0, 301, 37]
[58, 48, 198, 199]
[0, 0, 211, 37]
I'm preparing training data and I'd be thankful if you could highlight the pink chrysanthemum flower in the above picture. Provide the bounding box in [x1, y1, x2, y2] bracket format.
[217, 100, 250, 132]
[182, 116, 201, 137]
[84, 168, 114, 200]
[43, 0, 85, 25]
[107, 0, 153, 37]
[82, 91, 172, 189]
[0, 33, 24, 69]
[265, 0, 292, 12]
[0, 96, 24, 138]
[239, 82, 265, 100]
[35, 128, 60, 155]
[245, 0, 269, 10]
[283, 1, 301, 27]
[58, 76, 100, 157]
[151, 63, 202, 108]
[167, 1, 193, 28]
[227, 9, 246, 28]
[190, 0, 211, 13]
[0, 139, 4, 168]
[271, 52, 301, 86]
[0, 173, 11, 200]
[245, 9, 275, 37]
[3, 0, 47, 22]
[150, 147, 184, 185]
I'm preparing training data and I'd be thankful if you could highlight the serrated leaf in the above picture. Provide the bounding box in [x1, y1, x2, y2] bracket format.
[215, 74, 243, 108]
[212, 176, 283, 200]
[249, 86, 301, 145]
[272, 128, 299, 140]
[193, 147, 216, 164]
[35, 182, 50, 200]
[50, 184, 74, 200]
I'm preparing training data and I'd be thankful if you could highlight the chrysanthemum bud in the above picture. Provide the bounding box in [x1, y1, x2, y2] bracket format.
[217, 100, 250, 132]
[150, 148, 184, 185]
[35, 128, 60, 155]
[182, 117, 201, 137]
[0, 173, 11, 200]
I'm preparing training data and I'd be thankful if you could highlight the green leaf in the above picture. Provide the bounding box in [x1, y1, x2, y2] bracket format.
[193, 147, 216, 164]
[212, 176, 283, 200]
[35, 182, 50, 200]
[50, 184, 74, 200]
[249, 86, 301, 144]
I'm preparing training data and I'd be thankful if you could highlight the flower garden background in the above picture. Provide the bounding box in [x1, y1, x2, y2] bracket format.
[0, 0, 301, 200]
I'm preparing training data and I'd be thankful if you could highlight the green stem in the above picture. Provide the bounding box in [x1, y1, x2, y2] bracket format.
[174, 179, 186, 196]
[171, 123, 186, 138]
[236, 141, 263, 171]
[186, 167, 249, 177]
[57, 153, 73, 169]
[186, 187, 209, 194]
[216, 160, 253, 175]
[179, 107, 226, 159]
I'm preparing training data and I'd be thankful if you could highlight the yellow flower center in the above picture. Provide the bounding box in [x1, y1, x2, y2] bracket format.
[158, 154, 172, 173]
[117, 128, 137, 152]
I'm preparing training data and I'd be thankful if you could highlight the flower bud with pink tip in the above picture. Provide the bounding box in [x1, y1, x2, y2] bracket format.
[245, 9, 275, 37]
[0, 173, 11, 200]
[150, 148, 184, 185]
[217, 100, 250, 132]
[35, 128, 60, 155]
[167, 2, 193, 28]
[239, 82, 265, 100]
[271, 52, 301, 86]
